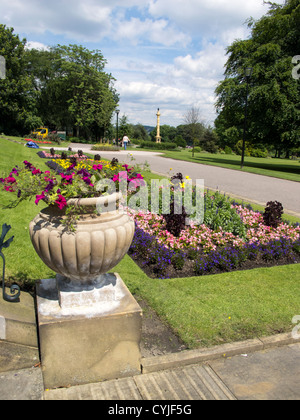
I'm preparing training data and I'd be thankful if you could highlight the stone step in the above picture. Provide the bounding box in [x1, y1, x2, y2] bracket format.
[0, 289, 38, 348]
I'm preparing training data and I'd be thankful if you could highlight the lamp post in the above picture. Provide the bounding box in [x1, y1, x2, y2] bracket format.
[116, 109, 120, 147]
[241, 67, 253, 169]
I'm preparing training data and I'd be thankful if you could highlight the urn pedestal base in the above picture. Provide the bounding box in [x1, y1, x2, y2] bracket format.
[36, 274, 143, 390]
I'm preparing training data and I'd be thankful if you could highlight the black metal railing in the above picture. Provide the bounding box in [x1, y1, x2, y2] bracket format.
[0, 224, 20, 302]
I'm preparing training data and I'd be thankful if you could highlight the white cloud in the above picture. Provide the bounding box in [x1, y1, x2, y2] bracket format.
[25, 41, 49, 51]
[148, 0, 271, 38]
[0, 0, 287, 127]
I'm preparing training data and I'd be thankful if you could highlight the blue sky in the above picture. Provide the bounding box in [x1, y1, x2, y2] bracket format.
[0, 0, 286, 127]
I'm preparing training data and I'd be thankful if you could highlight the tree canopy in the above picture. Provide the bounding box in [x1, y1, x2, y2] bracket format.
[0, 25, 119, 138]
[0, 24, 42, 134]
[215, 0, 300, 157]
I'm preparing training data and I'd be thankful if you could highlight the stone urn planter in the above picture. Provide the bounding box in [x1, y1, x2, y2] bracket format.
[29, 192, 135, 287]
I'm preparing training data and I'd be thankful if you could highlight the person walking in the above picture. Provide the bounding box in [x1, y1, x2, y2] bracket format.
[122, 135, 129, 150]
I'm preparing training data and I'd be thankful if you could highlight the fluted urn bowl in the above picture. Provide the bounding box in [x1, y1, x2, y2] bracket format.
[29, 192, 135, 286]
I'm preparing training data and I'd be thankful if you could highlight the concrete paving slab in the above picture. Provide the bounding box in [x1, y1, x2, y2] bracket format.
[135, 365, 236, 400]
[0, 289, 38, 347]
[209, 343, 300, 400]
[0, 341, 40, 373]
[45, 364, 236, 401]
[44, 376, 142, 400]
[0, 367, 44, 400]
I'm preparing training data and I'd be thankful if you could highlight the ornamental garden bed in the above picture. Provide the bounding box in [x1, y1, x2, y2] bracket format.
[2, 150, 300, 282]
[45, 156, 300, 279]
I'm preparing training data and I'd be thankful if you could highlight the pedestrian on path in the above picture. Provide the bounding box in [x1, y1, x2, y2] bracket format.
[122, 135, 129, 151]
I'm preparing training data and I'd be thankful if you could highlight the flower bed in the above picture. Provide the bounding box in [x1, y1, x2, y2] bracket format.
[37, 151, 88, 159]
[127, 202, 300, 279]
[25, 138, 53, 144]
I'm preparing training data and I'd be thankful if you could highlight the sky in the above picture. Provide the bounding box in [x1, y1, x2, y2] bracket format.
[0, 0, 286, 128]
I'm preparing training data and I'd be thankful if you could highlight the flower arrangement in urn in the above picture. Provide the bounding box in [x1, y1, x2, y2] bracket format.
[1, 158, 144, 228]
[1, 157, 144, 286]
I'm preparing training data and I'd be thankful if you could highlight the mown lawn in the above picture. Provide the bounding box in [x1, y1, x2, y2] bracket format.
[1, 137, 300, 348]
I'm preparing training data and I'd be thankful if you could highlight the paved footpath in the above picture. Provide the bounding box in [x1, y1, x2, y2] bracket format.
[69, 146, 300, 218]
[1, 290, 300, 400]
[0, 335, 299, 400]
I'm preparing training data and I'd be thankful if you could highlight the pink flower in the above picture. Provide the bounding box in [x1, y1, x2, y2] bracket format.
[5, 176, 16, 184]
[32, 169, 41, 175]
[92, 164, 103, 171]
[55, 195, 67, 210]
[35, 191, 46, 205]
[61, 173, 74, 184]
[4, 186, 14, 192]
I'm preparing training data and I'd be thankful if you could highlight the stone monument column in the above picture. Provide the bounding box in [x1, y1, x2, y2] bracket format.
[155, 108, 162, 143]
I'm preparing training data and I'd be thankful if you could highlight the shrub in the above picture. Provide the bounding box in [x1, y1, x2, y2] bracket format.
[171, 252, 185, 270]
[224, 146, 233, 155]
[263, 201, 283, 228]
[174, 136, 186, 148]
[163, 201, 187, 237]
[92, 144, 120, 152]
[140, 141, 177, 150]
[188, 146, 201, 153]
[47, 133, 61, 145]
[204, 192, 246, 238]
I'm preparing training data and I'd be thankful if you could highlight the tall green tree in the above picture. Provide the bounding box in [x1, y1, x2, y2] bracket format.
[25, 44, 119, 140]
[215, 0, 300, 157]
[0, 25, 42, 134]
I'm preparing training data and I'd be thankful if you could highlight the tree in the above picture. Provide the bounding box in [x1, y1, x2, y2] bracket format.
[184, 107, 204, 156]
[118, 114, 133, 140]
[0, 25, 42, 134]
[24, 44, 119, 140]
[215, 0, 300, 157]
[132, 124, 149, 141]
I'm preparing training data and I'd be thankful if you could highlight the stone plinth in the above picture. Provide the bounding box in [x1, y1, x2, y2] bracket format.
[36, 273, 143, 390]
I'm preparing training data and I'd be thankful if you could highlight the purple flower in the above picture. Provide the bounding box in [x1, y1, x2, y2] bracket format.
[45, 180, 55, 192]
[61, 174, 74, 184]
[23, 161, 33, 169]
